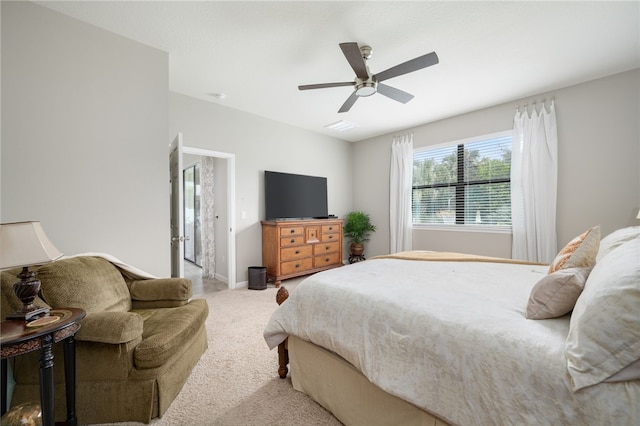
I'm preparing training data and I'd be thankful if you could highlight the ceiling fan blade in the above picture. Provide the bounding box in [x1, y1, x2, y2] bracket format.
[377, 83, 414, 104]
[298, 82, 355, 91]
[339, 42, 369, 80]
[338, 91, 359, 113]
[374, 51, 439, 83]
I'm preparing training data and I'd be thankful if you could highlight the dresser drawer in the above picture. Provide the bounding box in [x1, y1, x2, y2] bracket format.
[281, 245, 313, 261]
[280, 226, 304, 237]
[262, 219, 343, 287]
[280, 236, 303, 247]
[321, 232, 340, 243]
[322, 224, 341, 234]
[314, 241, 340, 255]
[314, 252, 341, 268]
[281, 258, 313, 275]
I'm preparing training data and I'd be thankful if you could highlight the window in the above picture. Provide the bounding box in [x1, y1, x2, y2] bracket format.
[412, 131, 512, 228]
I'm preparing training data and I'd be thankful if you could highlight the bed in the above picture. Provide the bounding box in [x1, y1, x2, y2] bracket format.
[264, 226, 640, 425]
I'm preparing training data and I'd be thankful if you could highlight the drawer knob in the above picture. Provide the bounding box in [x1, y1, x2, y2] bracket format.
[329, 227, 333, 230]
[325, 257, 330, 262]
[295, 250, 300, 254]
[290, 229, 295, 234]
[295, 263, 300, 268]
[291, 239, 295, 243]
[328, 235, 333, 239]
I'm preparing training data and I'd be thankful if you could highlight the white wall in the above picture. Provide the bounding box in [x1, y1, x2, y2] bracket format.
[1, 2, 170, 275]
[169, 92, 353, 283]
[354, 69, 640, 258]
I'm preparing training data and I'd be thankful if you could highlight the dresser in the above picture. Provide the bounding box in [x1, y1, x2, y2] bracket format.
[261, 218, 343, 286]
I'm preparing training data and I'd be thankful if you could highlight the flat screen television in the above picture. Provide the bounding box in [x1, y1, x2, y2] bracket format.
[265, 171, 328, 220]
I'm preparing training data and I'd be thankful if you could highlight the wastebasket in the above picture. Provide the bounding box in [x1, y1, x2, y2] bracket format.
[248, 266, 267, 290]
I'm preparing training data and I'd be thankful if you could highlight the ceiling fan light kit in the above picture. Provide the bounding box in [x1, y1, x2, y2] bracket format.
[355, 79, 376, 97]
[298, 42, 439, 113]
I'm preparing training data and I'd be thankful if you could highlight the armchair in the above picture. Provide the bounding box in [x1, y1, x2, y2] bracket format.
[1, 255, 209, 424]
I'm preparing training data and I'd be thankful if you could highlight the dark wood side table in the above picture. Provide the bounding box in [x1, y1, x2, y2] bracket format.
[1, 308, 86, 426]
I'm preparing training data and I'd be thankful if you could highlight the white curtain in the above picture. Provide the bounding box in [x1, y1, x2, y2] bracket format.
[201, 157, 216, 279]
[390, 133, 413, 253]
[511, 101, 558, 262]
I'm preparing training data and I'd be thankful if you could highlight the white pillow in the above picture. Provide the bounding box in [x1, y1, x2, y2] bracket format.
[596, 226, 640, 262]
[565, 237, 640, 391]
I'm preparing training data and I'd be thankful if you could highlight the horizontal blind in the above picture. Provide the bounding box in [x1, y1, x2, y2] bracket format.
[412, 132, 512, 226]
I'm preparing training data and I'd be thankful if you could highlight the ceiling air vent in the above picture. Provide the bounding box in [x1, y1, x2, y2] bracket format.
[325, 120, 357, 132]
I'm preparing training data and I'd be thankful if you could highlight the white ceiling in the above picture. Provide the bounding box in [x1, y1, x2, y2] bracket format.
[36, 1, 639, 142]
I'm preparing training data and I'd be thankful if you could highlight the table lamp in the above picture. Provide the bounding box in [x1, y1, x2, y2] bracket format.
[0, 221, 63, 320]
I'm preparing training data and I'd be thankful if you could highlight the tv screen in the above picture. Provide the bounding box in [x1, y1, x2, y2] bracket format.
[265, 171, 328, 220]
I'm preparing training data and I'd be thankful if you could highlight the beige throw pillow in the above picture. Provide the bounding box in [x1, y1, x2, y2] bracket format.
[548, 225, 600, 274]
[526, 267, 592, 319]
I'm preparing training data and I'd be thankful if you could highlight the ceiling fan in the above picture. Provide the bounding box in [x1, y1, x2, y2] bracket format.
[298, 42, 439, 113]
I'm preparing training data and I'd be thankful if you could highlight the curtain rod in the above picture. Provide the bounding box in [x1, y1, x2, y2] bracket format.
[515, 98, 555, 113]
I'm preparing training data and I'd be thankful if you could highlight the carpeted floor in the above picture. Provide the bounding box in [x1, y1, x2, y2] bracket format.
[97, 279, 342, 426]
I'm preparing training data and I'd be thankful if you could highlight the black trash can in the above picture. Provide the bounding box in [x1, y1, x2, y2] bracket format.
[248, 266, 267, 290]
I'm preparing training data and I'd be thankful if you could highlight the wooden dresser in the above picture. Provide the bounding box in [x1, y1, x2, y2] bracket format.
[261, 218, 343, 286]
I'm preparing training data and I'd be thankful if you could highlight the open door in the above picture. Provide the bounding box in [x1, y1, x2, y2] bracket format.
[169, 133, 185, 278]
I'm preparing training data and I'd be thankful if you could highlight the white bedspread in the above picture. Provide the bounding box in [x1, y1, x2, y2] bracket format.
[264, 258, 639, 425]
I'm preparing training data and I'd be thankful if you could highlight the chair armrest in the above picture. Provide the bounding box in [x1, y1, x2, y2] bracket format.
[129, 278, 192, 301]
[76, 311, 143, 344]
[129, 278, 192, 309]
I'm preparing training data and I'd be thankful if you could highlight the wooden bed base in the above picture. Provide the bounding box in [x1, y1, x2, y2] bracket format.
[276, 286, 290, 378]
[274, 287, 451, 426]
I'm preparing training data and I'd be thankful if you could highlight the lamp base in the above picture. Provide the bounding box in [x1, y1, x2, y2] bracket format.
[6, 306, 50, 322]
[8, 266, 50, 322]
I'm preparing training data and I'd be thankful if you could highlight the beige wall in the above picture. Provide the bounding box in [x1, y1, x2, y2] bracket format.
[169, 92, 354, 284]
[354, 69, 640, 258]
[1, 2, 170, 275]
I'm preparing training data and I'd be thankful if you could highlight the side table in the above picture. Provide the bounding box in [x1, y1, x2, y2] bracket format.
[1, 308, 86, 426]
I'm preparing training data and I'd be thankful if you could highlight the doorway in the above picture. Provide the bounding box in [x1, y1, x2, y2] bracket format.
[170, 134, 237, 289]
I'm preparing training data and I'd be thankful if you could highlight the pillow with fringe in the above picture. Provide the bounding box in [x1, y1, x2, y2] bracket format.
[548, 225, 600, 274]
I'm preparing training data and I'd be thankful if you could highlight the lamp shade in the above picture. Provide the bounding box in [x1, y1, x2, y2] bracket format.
[0, 221, 63, 269]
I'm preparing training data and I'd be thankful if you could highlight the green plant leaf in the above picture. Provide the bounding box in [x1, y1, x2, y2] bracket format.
[343, 211, 376, 244]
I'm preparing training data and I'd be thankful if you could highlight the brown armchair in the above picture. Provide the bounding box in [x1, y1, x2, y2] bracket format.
[1, 256, 208, 424]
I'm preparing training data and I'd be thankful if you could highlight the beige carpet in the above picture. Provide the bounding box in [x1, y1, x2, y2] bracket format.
[98, 280, 342, 426]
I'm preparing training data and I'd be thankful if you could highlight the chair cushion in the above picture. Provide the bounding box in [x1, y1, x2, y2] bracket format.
[134, 299, 208, 369]
[38, 256, 132, 312]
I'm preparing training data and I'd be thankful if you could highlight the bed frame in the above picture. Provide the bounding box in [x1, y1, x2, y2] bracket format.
[275, 287, 452, 426]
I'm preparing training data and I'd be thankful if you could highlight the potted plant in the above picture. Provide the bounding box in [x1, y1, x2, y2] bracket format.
[343, 211, 376, 260]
